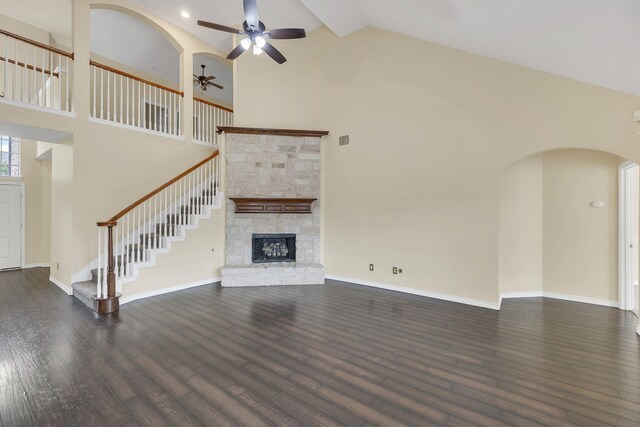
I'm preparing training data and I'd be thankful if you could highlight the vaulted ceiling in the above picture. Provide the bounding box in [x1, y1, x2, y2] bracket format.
[2, 1, 640, 96]
[131, 0, 640, 96]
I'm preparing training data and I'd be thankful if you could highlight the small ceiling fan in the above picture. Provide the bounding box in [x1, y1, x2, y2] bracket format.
[193, 64, 223, 91]
[197, 0, 306, 64]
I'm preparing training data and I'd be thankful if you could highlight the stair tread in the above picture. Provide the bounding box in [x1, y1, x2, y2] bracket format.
[72, 281, 97, 298]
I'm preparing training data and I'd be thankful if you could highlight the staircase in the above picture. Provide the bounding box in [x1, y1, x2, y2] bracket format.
[71, 151, 221, 313]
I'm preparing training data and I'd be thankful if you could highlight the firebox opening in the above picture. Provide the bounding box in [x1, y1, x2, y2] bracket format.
[252, 234, 296, 263]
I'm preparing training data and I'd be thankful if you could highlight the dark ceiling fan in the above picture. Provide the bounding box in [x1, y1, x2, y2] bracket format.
[193, 64, 223, 91]
[197, 0, 306, 64]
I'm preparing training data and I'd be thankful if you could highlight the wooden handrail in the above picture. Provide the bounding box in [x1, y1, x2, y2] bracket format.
[193, 97, 234, 113]
[98, 150, 219, 226]
[90, 60, 184, 97]
[0, 28, 74, 59]
[0, 56, 59, 77]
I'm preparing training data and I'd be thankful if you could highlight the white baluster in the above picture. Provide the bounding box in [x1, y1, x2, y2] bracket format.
[126, 76, 130, 125]
[106, 68, 111, 120]
[97, 227, 102, 299]
[3, 37, 7, 100]
[65, 56, 70, 112]
[138, 80, 141, 128]
[100, 68, 104, 119]
[119, 73, 123, 123]
[56, 55, 61, 109]
[103, 226, 108, 298]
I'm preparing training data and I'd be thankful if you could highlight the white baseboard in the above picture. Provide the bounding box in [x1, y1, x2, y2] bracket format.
[500, 291, 618, 308]
[25, 263, 50, 269]
[120, 277, 221, 305]
[325, 275, 501, 310]
[49, 275, 72, 295]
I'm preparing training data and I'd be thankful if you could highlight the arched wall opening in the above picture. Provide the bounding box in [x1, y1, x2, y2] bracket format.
[192, 52, 233, 107]
[89, 5, 183, 89]
[500, 148, 624, 306]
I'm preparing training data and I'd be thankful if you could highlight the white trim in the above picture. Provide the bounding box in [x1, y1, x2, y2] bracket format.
[192, 138, 219, 148]
[24, 263, 50, 269]
[120, 277, 220, 305]
[0, 182, 25, 269]
[618, 161, 638, 310]
[0, 98, 76, 117]
[88, 116, 186, 141]
[326, 275, 501, 310]
[636, 324, 640, 336]
[500, 291, 618, 308]
[49, 275, 72, 295]
[500, 291, 544, 299]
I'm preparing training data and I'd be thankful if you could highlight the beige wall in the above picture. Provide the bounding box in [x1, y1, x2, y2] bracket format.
[20, 139, 51, 266]
[543, 150, 619, 302]
[499, 154, 543, 294]
[235, 26, 640, 306]
[124, 210, 224, 301]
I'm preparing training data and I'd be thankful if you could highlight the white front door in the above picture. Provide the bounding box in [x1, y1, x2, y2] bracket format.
[0, 184, 21, 269]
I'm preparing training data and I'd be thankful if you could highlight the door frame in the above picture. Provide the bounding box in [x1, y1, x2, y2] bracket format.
[618, 162, 637, 310]
[0, 181, 25, 269]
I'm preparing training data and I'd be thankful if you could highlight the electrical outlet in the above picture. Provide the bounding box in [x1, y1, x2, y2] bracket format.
[393, 267, 398, 274]
[369, 264, 374, 271]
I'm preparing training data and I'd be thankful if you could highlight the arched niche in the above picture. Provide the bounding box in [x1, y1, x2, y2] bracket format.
[89, 4, 183, 87]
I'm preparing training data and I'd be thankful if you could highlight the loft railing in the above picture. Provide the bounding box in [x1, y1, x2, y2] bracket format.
[90, 60, 184, 136]
[0, 29, 73, 112]
[193, 97, 233, 145]
[95, 151, 220, 313]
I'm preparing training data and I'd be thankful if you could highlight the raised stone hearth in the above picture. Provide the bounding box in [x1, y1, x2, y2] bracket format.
[220, 127, 327, 287]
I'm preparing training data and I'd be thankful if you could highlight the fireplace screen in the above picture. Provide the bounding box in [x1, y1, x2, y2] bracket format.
[252, 234, 296, 263]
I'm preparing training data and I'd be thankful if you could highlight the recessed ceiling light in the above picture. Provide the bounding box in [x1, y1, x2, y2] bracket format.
[181, 11, 190, 19]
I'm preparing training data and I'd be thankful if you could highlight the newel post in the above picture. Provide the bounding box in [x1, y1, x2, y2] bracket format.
[94, 220, 120, 314]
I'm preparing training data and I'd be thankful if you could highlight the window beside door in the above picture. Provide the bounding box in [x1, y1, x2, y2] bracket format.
[0, 136, 20, 177]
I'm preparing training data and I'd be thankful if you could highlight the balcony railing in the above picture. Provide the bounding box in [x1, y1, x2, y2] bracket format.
[193, 97, 233, 146]
[90, 60, 184, 137]
[1, 28, 235, 141]
[0, 29, 73, 112]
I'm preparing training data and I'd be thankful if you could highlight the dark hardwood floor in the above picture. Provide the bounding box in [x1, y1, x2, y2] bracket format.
[0, 268, 639, 426]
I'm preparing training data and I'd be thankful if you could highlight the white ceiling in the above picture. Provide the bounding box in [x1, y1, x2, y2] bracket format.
[132, 0, 640, 97]
[2, 1, 640, 96]
[0, 0, 72, 47]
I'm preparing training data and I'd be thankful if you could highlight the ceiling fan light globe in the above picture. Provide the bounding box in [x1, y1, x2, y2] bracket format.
[255, 36, 266, 48]
[241, 38, 252, 50]
[253, 45, 263, 55]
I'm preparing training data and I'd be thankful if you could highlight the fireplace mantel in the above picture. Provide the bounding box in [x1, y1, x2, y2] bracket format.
[217, 126, 329, 138]
[230, 197, 317, 214]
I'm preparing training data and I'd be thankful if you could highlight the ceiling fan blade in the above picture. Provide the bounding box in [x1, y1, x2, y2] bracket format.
[206, 76, 217, 80]
[268, 28, 306, 39]
[193, 74, 200, 79]
[243, 0, 260, 29]
[263, 42, 287, 64]
[227, 44, 247, 61]
[197, 20, 243, 34]
[208, 81, 224, 90]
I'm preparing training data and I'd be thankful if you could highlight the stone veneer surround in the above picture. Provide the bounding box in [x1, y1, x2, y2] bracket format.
[221, 131, 325, 287]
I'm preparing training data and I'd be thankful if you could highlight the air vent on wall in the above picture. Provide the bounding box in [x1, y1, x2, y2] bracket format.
[339, 135, 350, 146]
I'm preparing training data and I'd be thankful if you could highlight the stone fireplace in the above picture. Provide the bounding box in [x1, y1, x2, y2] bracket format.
[220, 127, 328, 287]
